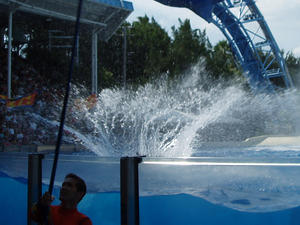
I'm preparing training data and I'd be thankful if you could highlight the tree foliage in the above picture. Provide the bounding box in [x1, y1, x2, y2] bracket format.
[285, 52, 300, 87]
[206, 40, 241, 80]
[170, 19, 210, 77]
[126, 16, 171, 84]
[1, 14, 300, 91]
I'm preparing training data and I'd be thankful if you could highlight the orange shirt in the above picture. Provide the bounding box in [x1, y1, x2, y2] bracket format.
[50, 205, 92, 225]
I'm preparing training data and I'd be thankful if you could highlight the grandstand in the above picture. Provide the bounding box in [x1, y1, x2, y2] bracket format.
[0, 0, 133, 97]
[0, 0, 133, 149]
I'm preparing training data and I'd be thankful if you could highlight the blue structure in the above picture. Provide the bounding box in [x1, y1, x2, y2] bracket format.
[155, 0, 294, 92]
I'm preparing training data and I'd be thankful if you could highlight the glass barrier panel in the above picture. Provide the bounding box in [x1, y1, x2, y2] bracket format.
[42, 154, 121, 225]
[0, 153, 121, 225]
[0, 153, 29, 225]
[139, 157, 300, 225]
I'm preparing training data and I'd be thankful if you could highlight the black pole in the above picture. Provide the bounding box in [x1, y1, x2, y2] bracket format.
[28, 154, 44, 225]
[120, 157, 142, 225]
[48, 0, 83, 195]
[122, 26, 127, 89]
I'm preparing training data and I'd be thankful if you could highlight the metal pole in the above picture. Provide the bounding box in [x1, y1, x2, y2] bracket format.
[7, 10, 13, 99]
[91, 29, 98, 94]
[120, 157, 142, 225]
[28, 154, 44, 225]
[122, 26, 127, 89]
[76, 37, 79, 65]
[94, 34, 97, 93]
[48, 31, 52, 51]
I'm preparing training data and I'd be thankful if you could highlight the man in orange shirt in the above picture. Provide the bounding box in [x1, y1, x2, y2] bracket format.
[31, 173, 92, 225]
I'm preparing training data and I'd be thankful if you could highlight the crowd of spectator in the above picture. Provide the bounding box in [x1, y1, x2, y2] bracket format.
[0, 48, 80, 146]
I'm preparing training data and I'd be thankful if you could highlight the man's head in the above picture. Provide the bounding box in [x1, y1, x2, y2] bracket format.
[59, 173, 87, 205]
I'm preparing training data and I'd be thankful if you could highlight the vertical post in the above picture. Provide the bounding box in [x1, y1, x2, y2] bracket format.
[48, 31, 52, 51]
[120, 157, 142, 225]
[7, 10, 13, 99]
[76, 37, 80, 65]
[28, 154, 44, 225]
[0, 28, 5, 48]
[91, 29, 98, 94]
[122, 26, 127, 89]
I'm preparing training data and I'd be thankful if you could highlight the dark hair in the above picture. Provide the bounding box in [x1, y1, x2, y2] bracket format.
[65, 173, 87, 201]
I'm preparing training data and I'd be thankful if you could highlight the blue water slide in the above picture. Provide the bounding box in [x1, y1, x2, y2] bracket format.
[212, 3, 271, 91]
[154, 0, 294, 92]
[154, 0, 222, 21]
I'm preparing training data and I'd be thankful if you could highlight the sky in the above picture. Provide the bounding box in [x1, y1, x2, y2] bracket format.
[126, 0, 300, 57]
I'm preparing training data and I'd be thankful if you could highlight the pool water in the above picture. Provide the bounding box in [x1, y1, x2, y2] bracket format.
[2, 154, 300, 225]
[140, 194, 298, 225]
[1, 174, 300, 225]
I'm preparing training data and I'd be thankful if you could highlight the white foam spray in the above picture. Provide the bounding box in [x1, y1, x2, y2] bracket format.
[28, 62, 300, 157]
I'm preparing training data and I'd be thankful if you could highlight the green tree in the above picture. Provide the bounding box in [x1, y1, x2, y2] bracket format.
[170, 19, 209, 77]
[285, 52, 300, 88]
[126, 16, 171, 84]
[206, 40, 241, 80]
[98, 25, 124, 88]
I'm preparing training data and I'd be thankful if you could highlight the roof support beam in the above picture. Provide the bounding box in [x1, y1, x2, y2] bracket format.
[92, 29, 98, 94]
[7, 10, 13, 99]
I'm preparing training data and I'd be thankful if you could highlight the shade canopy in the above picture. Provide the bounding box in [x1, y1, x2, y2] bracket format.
[0, 0, 133, 41]
[0, 0, 133, 98]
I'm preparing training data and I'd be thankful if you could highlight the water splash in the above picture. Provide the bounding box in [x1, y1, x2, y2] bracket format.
[30, 62, 300, 157]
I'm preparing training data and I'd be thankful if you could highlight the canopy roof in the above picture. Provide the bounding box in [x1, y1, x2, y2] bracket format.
[0, 0, 133, 40]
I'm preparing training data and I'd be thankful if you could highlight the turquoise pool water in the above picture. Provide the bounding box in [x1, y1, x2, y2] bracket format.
[1, 154, 300, 225]
[1, 174, 299, 225]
